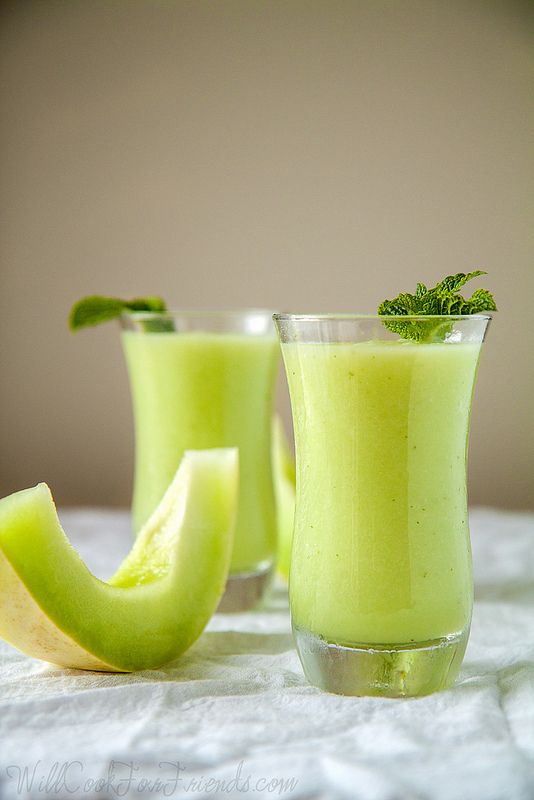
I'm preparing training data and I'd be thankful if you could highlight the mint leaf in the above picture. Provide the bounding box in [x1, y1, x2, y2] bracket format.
[464, 288, 497, 313]
[415, 282, 427, 298]
[434, 270, 486, 294]
[378, 272, 497, 342]
[69, 295, 173, 332]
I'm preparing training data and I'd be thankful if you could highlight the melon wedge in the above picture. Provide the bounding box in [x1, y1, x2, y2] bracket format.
[272, 416, 296, 581]
[0, 448, 238, 672]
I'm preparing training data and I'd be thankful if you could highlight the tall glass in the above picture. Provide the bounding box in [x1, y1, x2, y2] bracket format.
[274, 314, 491, 697]
[121, 310, 279, 611]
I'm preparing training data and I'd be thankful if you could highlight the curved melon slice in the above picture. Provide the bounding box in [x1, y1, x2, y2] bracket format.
[272, 416, 296, 581]
[0, 448, 238, 672]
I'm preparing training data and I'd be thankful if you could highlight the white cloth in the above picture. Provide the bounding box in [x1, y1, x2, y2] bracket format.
[0, 508, 533, 800]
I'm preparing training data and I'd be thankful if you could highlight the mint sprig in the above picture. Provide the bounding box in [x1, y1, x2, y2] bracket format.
[69, 295, 174, 332]
[378, 271, 497, 342]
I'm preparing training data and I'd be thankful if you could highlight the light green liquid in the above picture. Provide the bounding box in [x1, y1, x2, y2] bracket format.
[282, 340, 481, 646]
[122, 331, 279, 574]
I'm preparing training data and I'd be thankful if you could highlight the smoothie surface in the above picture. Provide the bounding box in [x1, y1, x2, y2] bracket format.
[123, 330, 279, 574]
[283, 338, 481, 645]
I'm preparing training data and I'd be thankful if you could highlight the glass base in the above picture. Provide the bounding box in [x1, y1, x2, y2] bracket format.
[217, 564, 273, 612]
[293, 625, 469, 697]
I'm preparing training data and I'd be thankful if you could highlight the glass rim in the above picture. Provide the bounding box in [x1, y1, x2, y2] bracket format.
[123, 307, 276, 322]
[273, 312, 493, 322]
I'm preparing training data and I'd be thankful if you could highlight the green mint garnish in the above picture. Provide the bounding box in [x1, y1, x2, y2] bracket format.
[378, 271, 497, 342]
[69, 295, 174, 332]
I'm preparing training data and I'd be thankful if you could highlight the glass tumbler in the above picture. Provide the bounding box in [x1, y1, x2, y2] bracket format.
[121, 310, 279, 611]
[274, 313, 491, 696]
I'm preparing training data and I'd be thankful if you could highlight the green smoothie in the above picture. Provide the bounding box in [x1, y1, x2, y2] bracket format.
[282, 339, 482, 646]
[122, 331, 279, 575]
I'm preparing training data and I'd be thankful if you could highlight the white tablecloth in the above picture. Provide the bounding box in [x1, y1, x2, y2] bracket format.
[0, 508, 533, 800]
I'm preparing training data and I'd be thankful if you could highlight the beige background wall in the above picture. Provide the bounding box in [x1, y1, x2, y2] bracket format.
[0, 0, 532, 509]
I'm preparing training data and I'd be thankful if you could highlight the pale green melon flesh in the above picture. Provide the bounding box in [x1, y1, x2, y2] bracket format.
[0, 449, 237, 672]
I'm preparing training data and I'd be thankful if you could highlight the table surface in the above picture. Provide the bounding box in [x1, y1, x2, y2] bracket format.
[0, 507, 533, 800]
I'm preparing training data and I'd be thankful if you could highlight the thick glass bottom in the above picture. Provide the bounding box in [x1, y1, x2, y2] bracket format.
[293, 624, 469, 697]
[217, 564, 273, 612]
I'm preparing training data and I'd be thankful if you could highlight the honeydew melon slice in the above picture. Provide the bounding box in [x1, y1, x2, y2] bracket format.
[0, 448, 238, 672]
[272, 416, 296, 581]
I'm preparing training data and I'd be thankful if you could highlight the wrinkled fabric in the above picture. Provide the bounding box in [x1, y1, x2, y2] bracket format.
[0, 508, 533, 800]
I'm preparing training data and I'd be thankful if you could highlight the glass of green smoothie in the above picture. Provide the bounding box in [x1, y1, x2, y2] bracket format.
[121, 310, 280, 612]
[274, 312, 491, 696]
